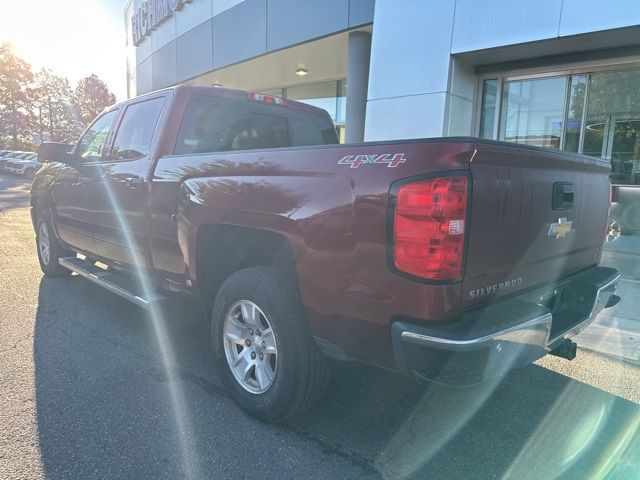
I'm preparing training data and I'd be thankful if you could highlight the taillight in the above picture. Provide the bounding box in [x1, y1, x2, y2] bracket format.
[392, 175, 469, 281]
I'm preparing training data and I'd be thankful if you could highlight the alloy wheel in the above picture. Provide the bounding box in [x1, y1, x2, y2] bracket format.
[38, 222, 51, 266]
[223, 300, 278, 394]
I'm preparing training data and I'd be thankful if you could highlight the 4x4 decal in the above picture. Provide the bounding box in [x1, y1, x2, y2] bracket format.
[338, 153, 407, 169]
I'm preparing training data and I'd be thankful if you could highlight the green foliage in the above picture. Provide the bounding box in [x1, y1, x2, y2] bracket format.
[73, 74, 117, 126]
[0, 42, 116, 150]
[0, 43, 33, 149]
[31, 68, 83, 143]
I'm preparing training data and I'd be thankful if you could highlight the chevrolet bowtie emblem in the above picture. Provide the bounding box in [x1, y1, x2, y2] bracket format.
[548, 217, 573, 239]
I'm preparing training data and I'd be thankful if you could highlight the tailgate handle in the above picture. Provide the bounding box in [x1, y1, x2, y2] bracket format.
[552, 182, 574, 210]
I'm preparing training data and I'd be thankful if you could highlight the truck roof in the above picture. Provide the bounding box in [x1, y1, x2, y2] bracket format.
[113, 84, 331, 117]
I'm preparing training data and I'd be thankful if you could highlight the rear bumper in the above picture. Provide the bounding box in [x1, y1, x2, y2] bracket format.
[391, 267, 620, 385]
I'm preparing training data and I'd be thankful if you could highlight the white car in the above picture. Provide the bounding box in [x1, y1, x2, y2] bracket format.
[5, 154, 42, 176]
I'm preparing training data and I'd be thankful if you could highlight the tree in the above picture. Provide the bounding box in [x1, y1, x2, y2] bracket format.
[0, 42, 34, 149]
[73, 74, 116, 126]
[31, 68, 82, 143]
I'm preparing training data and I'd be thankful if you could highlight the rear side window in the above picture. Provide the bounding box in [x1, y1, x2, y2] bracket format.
[110, 97, 165, 161]
[174, 95, 338, 155]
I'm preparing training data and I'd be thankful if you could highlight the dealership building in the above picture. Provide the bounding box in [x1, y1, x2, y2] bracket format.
[124, 0, 640, 246]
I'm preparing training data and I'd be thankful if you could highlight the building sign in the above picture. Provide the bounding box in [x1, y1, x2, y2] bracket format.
[131, 0, 192, 45]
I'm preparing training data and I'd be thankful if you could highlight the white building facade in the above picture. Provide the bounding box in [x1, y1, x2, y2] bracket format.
[125, 0, 640, 238]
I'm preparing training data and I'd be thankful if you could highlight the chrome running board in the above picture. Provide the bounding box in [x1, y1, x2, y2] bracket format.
[58, 256, 166, 310]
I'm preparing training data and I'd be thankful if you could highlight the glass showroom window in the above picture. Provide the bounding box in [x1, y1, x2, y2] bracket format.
[563, 75, 587, 153]
[499, 76, 567, 149]
[479, 79, 497, 139]
[479, 67, 640, 186]
[583, 69, 640, 186]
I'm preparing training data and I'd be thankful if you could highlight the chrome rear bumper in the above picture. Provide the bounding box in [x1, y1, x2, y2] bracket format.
[391, 267, 620, 385]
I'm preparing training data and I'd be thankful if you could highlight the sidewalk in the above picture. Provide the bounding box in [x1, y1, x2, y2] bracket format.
[575, 247, 640, 364]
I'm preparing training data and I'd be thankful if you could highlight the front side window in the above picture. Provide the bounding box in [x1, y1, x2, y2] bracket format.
[75, 109, 119, 163]
[111, 97, 165, 161]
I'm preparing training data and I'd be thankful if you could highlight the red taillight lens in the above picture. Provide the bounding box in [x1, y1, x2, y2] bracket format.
[393, 176, 468, 281]
[247, 92, 286, 105]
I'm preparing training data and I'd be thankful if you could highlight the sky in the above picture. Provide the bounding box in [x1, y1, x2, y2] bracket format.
[0, 0, 127, 100]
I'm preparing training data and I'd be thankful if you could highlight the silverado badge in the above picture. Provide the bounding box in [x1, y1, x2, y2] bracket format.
[548, 217, 573, 239]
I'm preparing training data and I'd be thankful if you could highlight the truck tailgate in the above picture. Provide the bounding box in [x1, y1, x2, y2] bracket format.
[462, 143, 611, 306]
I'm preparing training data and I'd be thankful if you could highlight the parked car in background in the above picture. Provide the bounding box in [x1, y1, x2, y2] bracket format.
[6, 155, 41, 176]
[0, 151, 24, 172]
[0, 152, 11, 171]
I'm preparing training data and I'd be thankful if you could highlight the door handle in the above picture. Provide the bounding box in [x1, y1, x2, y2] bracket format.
[123, 176, 144, 188]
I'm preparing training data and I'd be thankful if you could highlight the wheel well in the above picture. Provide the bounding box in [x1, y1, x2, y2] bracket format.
[196, 224, 298, 305]
[31, 195, 49, 225]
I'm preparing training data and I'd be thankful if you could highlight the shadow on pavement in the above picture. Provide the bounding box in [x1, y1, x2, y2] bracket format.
[0, 174, 32, 213]
[33, 276, 640, 479]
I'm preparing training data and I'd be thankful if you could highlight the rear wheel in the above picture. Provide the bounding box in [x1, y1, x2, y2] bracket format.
[36, 212, 72, 277]
[211, 266, 329, 423]
[622, 203, 640, 232]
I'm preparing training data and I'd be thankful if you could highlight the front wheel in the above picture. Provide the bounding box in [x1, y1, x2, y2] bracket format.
[211, 266, 329, 423]
[35, 213, 72, 277]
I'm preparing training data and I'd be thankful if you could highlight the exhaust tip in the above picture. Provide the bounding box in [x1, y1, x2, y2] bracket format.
[605, 294, 621, 309]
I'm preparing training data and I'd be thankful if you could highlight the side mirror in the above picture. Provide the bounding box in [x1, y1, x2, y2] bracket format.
[38, 142, 75, 164]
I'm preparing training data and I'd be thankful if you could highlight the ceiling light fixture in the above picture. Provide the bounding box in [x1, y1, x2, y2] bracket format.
[212, 82, 222, 87]
[295, 68, 309, 77]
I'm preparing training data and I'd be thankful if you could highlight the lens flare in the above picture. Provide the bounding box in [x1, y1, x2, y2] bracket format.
[101, 180, 200, 478]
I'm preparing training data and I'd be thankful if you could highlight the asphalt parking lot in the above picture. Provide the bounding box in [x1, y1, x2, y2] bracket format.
[1, 174, 639, 479]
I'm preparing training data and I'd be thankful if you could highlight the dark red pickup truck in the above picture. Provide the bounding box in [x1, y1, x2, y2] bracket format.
[32, 85, 620, 422]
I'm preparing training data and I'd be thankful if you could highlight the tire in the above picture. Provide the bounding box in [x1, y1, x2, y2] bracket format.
[211, 266, 329, 423]
[35, 211, 72, 277]
[622, 202, 640, 232]
[25, 168, 36, 177]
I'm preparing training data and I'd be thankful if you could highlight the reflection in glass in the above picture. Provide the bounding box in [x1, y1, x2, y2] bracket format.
[583, 69, 640, 186]
[479, 79, 497, 139]
[500, 77, 567, 149]
[112, 97, 165, 160]
[286, 82, 341, 122]
[563, 75, 587, 153]
[75, 109, 119, 162]
[337, 80, 347, 125]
